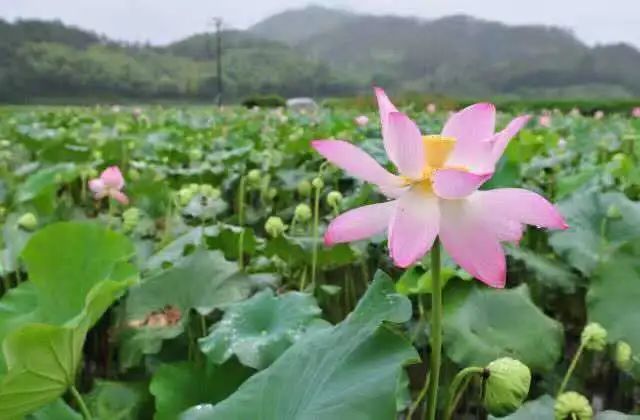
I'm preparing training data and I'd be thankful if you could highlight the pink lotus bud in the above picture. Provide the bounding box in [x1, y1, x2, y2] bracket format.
[632, 107, 640, 118]
[538, 114, 552, 128]
[594, 110, 604, 120]
[426, 103, 437, 114]
[355, 115, 369, 127]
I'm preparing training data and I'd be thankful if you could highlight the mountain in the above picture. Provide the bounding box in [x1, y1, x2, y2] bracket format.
[0, 18, 347, 102]
[1, 7, 640, 102]
[249, 6, 356, 45]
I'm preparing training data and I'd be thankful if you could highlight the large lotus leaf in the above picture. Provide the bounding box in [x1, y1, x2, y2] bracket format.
[28, 399, 82, 420]
[204, 224, 259, 260]
[443, 283, 563, 372]
[0, 321, 88, 419]
[265, 235, 357, 269]
[1, 213, 34, 273]
[16, 163, 78, 203]
[126, 249, 250, 318]
[149, 361, 252, 420]
[21, 222, 137, 324]
[506, 245, 580, 293]
[587, 249, 640, 363]
[0, 223, 137, 372]
[181, 271, 418, 420]
[0, 282, 39, 364]
[86, 380, 149, 420]
[596, 412, 640, 419]
[144, 227, 208, 272]
[120, 249, 251, 368]
[489, 395, 554, 419]
[199, 289, 327, 369]
[550, 191, 640, 275]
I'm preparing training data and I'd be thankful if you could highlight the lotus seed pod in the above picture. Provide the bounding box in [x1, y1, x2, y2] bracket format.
[554, 392, 593, 420]
[265, 216, 286, 238]
[327, 191, 343, 208]
[17, 212, 38, 231]
[294, 203, 312, 222]
[615, 341, 633, 371]
[312, 177, 324, 190]
[581, 322, 608, 351]
[606, 205, 621, 219]
[483, 357, 531, 417]
[297, 180, 311, 197]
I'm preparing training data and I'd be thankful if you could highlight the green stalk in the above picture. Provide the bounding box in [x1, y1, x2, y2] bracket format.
[310, 183, 321, 290]
[426, 240, 442, 420]
[237, 175, 246, 270]
[557, 342, 586, 396]
[70, 385, 92, 420]
[444, 366, 484, 420]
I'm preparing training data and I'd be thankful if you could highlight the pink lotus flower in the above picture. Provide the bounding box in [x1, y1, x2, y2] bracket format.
[355, 115, 369, 127]
[427, 103, 437, 114]
[88, 166, 129, 205]
[538, 114, 552, 128]
[632, 107, 640, 118]
[312, 88, 567, 287]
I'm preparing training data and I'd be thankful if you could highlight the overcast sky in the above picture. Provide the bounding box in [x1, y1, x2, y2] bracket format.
[1, 0, 639, 48]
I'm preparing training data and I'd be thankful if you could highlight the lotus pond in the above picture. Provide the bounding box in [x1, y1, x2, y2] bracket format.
[0, 103, 639, 419]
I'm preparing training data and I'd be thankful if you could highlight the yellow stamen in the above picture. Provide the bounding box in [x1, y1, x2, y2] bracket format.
[401, 135, 464, 195]
[423, 135, 456, 169]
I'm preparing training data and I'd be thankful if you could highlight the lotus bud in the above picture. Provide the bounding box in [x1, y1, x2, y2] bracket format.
[297, 180, 311, 197]
[122, 207, 141, 233]
[427, 103, 437, 114]
[615, 341, 633, 371]
[581, 322, 607, 351]
[483, 357, 531, 417]
[327, 191, 343, 208]
[200, 184, 220, 199]
[354, 115, 369, 127]
[17, 212, 38, 231]
[267, 187, 277, 200]
[265, 216, 286, 238]
[554, 392, 593, 420]
[247, 169, 262, 187]
[178, 187, 195, 206]
[606, 205, 621, 220]
[188, 148, 203, 161]
[294, 203, 312, 222]
[312, 177, 324, 190]
[128, 168, 140, 181]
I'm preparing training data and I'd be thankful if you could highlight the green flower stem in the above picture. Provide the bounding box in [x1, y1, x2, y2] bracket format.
[444, 366, 485, 420]
[407, 372, 430, 419]
[310, 183, 321, 290]
[426, 240, 442, 420]
[70, 385, 93, 420]
[237, 175, 246, 270]
[557, 341, 586, 397]
[107, 198, 115, 230]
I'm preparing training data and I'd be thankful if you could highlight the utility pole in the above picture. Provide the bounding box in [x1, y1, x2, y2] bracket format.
[209, 17, 223, 107]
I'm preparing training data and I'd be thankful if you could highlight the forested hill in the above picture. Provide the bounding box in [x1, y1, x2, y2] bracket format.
[2, 7, 640, 103]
